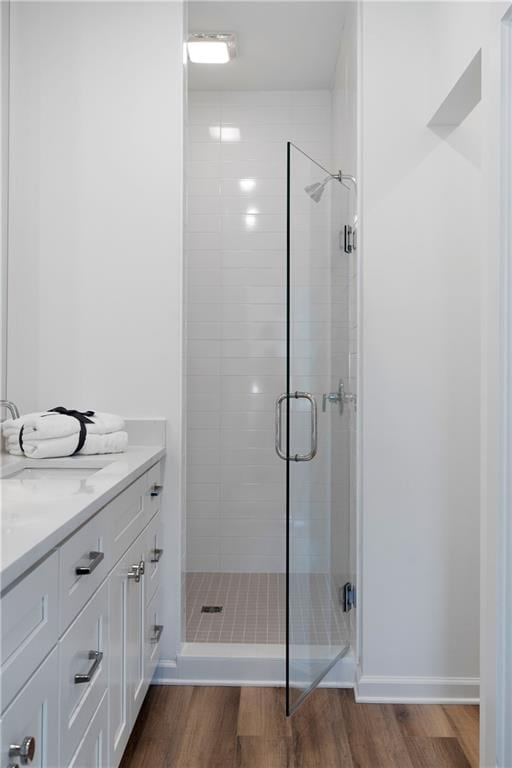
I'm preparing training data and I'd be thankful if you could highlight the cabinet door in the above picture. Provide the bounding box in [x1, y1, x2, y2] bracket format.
[109, 475, 147, 566]
[144, 511, 162, 607]
[0, 647, 58, 768]
[1, 551, 59, 714]
[127, 535, 148, 727]
[59, 580, 108, 767]
[145, 587, 163, 686]
[66, 691, 108, 768]
[108, 531, 146, 768]
[143, 462, 162, 523]
[59, 506, 109, 634]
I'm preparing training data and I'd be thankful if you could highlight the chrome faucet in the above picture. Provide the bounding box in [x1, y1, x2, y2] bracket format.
[322, 380, 357, 415]
[0, 400, 20, 420]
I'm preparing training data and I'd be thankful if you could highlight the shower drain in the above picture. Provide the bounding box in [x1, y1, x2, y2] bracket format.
[201, 605, 223, 613]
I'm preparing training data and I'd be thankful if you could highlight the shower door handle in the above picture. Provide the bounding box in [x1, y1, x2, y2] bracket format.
[274, 392, 318, 462]
[275, 393, 288, 460]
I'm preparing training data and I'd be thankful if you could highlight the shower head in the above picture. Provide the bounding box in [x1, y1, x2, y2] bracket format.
[304, 170, 357, 203]
[304, 176, 332, 203]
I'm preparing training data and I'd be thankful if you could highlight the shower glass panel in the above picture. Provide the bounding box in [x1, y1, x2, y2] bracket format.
[284, 142, 351, 714]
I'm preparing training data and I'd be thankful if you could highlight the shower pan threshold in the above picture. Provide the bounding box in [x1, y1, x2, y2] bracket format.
[161, 642, 355, 688]
[182, 642, 285, 658]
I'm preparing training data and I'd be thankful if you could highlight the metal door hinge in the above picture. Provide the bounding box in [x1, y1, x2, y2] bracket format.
[341, 225, 357, 254]
[341, 582, 356, 613]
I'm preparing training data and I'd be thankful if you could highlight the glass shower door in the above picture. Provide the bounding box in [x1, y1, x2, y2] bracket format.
[277, 142, 351, 714]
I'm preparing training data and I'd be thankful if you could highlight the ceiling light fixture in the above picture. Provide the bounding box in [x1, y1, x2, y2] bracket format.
[187, 34, 237, 64]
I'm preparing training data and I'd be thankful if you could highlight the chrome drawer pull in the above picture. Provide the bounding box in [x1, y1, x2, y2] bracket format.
[150, 548, 163, 563]
[9, 736, 36, 764]
[150, 483, 163, 497]
[75, 551, 104, 576]
[151, 624, 164, 643]
[128, 559, 145, 583]
[74, 650, 103, 684]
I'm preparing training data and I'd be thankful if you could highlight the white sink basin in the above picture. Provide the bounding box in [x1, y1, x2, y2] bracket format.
[7, 467, 102, 481]
[0, 456, 115, 481]
[0, 460, 113, 507]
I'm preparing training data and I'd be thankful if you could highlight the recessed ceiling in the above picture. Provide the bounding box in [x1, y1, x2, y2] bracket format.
[187, 1, 348, 91]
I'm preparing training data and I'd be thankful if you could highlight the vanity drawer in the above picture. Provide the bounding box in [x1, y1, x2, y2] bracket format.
[144, 510, 163, 606]
[1, 551, 59, 713]
[110, 474, 148, 565]
[143, 461, 163, 520]
[59, 508, 109, 632]
[59, 580, 108, 767]
[0, 646, 59, 768]
[66, 691, 108, 768]
[144, 586, 163, 686]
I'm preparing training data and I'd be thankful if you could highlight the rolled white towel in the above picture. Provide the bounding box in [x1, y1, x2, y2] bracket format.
[2, 410, 125, 441]
[6, 430, 128, 459]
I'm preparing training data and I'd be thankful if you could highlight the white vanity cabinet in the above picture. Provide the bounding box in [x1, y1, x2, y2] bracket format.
[0, 458, 164, 768]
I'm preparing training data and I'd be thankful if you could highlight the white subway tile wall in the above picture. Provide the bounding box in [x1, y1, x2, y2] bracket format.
[185, 90, 333, 573]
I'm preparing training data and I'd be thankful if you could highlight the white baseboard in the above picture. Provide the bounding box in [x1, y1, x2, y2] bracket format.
[153, 652, 478, 704]
[355, 671, 479, 704]
[154, 647, 356, 688]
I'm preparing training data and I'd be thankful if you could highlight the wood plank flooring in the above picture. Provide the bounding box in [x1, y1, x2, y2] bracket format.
[120, 686, 479, 768]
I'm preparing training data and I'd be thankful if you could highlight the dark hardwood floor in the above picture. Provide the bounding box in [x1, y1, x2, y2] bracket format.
[120, 686, 479, 768]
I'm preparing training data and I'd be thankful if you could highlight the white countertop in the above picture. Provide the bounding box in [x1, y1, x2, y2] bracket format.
[0, 445, 165, 592]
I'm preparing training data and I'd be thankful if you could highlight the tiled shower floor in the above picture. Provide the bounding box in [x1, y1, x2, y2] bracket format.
[186, 572, 286, 643]
[185, 572, 350, 646]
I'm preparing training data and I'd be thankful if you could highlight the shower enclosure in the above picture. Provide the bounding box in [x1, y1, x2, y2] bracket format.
[279, 143, 353, 712]
[184, 90, 356, 715]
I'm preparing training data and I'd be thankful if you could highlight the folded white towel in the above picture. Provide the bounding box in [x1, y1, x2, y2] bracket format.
[6, 430, 128, 459]
[2, 410, 125, 441]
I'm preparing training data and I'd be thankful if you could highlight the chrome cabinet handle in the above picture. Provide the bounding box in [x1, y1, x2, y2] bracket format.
[150, 548, 163, 563]
[75, 550, 104, 576]
[274, 391, 318, 462]
[151, 624, 164, 643]
[128, 559, 145, 583]
[9, 737, 36, 764]
[74, 650, 103, 684]
[150, 484, 163, 497]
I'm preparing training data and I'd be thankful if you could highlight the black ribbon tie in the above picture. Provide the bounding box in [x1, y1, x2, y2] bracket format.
[48, 407, 96, 454]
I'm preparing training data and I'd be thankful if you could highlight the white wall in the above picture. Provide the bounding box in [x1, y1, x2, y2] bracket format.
[7, 0, 185, 663]
[184, 89, 332, 573]
[0, 1, 9, 399]
[359, 1, 486, 700]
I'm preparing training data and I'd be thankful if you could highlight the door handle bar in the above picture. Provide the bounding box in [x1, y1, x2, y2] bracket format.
[275, 391, 318, 462]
